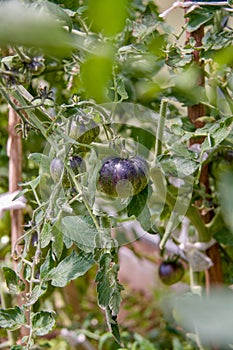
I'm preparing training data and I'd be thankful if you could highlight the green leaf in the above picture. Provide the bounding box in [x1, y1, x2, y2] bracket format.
[172, 289, 233, 346]
[32, 311, 56, 336]
[219, 171, 233, 233]
[40, 250, 55, 280]
[62, 215, 98, 252]
[46, 250, 94, 287]
[134, 333, 157, 350]
[40, 222, 53, 248]
[159, 156, 199, 178]
[2, 267, 25, 294]
[81, 51, 113, 103]
[95, 253, 112, 309]
[42, 0, 73, 32]
[186, 7, 215, 32]
[20, 176, 41, 191]
[0, 306, 26, 330]
[51, 225, 64, 260]
[201, 117, 233, 151]
[105, 307, 123, 347]
[127, 185, 149, 218]
[87, 149, 103, 206]
[214, 228, 233, 246]
[87, 0, 128, 36]
[0, 1, 72, 56]
[96, 253, 123, 315]
[25, 283, 48, 307]
[116, 77, 128, 101]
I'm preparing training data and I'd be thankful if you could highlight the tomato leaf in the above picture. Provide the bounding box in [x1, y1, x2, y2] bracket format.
[0, 307, 26, 330]
[32, 311, 56, 336]
[45, 250, 94, 287]
[2, 267, 25, 295]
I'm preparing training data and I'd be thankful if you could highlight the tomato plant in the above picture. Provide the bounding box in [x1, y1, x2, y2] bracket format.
[0, 0, 233, 349]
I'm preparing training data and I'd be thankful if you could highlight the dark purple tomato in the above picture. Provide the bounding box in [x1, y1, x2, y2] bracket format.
[158, 260, 185, 285]
[50, 158, 64, 182]
[69, 155, 86, 174]
[98, 156, 149, 198]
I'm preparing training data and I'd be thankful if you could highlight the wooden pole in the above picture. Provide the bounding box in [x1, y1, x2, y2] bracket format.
[8, 103, 30, 339]
[184, 2, 223, 285]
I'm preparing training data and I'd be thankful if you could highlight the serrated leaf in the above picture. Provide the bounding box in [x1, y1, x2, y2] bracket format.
[32, 311, 55, 336]
[159, 156, 198, 178]
[201, 117, 233, 151]
[186, 7, 215, 32]
[105, 307, 123, 347]
[40, 250, 55, 279]
[109, 279, 123, 316]
[25, 283, 47, 307]
[0, 307, 26, 330]
[51, 225, 63, 260]
[96, 253, 112, 308]
[46, 250, 94, 287]
[62, 215, 98, 252]
[96, 252, 123, 315]
[40, 222, 52, 248]
[2, 267, 25, 294]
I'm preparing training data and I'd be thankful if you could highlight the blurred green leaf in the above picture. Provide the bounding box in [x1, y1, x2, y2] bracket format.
[81, 51, 113, 103]
[172, 289, 233, 346]
[219, 171, 233, 233]
[41, 0, 73, 31]
[215, 46, 233, 66]
[0, 1, 72, 56]
[87, 0, 128, 36]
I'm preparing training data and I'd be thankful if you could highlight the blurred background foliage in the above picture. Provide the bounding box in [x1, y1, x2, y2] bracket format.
[0, 0, 233, 349]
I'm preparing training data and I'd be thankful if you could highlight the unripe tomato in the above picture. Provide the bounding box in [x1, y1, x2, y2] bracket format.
[98, 156, 149, 198]
[158, 260, 184, 285]
[50, 158, 64, 182]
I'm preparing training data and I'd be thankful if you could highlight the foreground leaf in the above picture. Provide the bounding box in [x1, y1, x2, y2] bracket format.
[2, 267, 25, 294]
[45, 250, 94, 287]
[0, 1, 72, 56]
[0, 307, 26, 330]
[32, 311, 56, 336]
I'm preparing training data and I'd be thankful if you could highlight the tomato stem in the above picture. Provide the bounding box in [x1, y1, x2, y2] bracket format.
[154, 98, 168, 162]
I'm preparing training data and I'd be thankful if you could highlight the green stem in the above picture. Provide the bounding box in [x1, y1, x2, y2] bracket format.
[154, 98, 168, 162]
